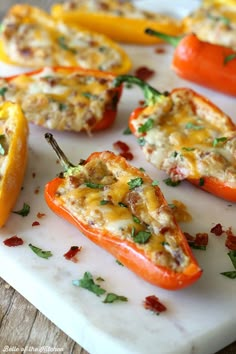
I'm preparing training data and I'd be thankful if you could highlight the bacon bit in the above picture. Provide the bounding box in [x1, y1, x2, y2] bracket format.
[184, 231, 208, 249]
[3, 235, 24, 247]
[195, 233, 208, 247]
[64, 246, 82, 261]
[225, 227, 236, 250]
[143, 295, 167, 314]
[139, 100, 145, 106]
[32, 221, 40, 227]
[113, 140, 134, 161]
[210, 223, 224, 236]
[37, 212, 46, 219]
[34, 187, 40, 194]
[134, 66, 155, 81]
[113, 140, 130, 153]
[155, 47, 166, 54]
[119, 151, 134, 161]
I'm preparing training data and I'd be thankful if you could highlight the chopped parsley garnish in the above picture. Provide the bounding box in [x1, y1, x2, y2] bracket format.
[133, 230, 151, 244]
[163, 178, 181, 187]
[0, 87, 7, 97]
[0, 135, 5, 155]
[190, 244, 206, 251]
[103, 293, 128, 303]
[212, 137, 227, 147]
[224, 53, 236, 65]
[116, 259, 124, 266]
[58, 103, 67, 111]
[185, 122, 204, 130]
[29, 244, 53, 259]
[207, 13, 230, 26]
[13, 202, 30, 217]
[220, 251, 236, 279]
[100, 199, 110, 205]
[72, 272, 106, 296]
[82, 92, 98, 100]
[128, 177, 143, 190]
[220, 271, 236, 279]
[137, 137, 146, 146]
[123, 127, 132, 135]
[138, 118, 154, 133]
[152, 180, 159, 186]
[199, 177, 205, 186]
[57, 36, 76, 54]
[133, 215, 141, 224]
[84, 182, 104, 189]
[118, 202, 128, 208]
[182, 147, 195, 151]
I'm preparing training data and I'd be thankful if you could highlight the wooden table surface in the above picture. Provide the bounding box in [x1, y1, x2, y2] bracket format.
[0, 277, 235, 354]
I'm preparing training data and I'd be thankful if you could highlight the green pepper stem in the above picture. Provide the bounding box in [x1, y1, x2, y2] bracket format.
[113, 75, 166, 106]
[45, 132, 75, 170]
[145, 28, 182, 48]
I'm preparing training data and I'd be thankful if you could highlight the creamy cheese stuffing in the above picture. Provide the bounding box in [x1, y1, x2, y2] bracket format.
[0, 67, 119, 132]
[55, 152, 190, 272]
[183, 3, 236, 49]
[133, 90, 236, 186]
[63, 0, 172, 21]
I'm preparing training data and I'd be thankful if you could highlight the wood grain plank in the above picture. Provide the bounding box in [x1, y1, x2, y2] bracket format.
[0, 278, 89, 354]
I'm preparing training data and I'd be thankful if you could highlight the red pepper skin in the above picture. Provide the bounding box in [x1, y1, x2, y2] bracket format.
[45, 150, 202, 291]
[5, 67, 123, 132]
[172, 33, 236, 96]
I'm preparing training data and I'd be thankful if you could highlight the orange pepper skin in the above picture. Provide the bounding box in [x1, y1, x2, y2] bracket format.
[45, 148, 202, 291]
[51, 4, 183, 45]
[0, 102, 28, 227]
[4, 67, 123, 132]
[172, 33, 236, 96]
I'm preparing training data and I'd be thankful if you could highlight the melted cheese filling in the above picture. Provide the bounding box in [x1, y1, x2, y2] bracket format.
[0, 111, 12, 180]
[63, 0, 173, 21]
[0, 67, 118, 132]
[133, 90, 236, 186]
[55, 152, 190, 272]
[1, 8, 123, 70]
[183, 3, 236, 49]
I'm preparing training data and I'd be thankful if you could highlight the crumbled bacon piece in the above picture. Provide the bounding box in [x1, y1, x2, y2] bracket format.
[134, 66, 155, 81]
[143, 295, 167, 314]
[113, 140, 130, 153]
[3, 235, 24, 247]
[113, 140, 134, 161]
[64, 246, 82, 261]
[225, 228, 236, 250]
[32, 221, 40, 227]
[195, 233, 208, 246]
[155, 47, 166, 54]
[37, 212, 46, 219]
[119, 151, 134, 161]
[184, 232, 208, 249]
[210, 223, 224, 236]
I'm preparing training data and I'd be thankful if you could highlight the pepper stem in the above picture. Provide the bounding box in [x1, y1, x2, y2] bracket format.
[145, 28, 182, 48]
[113, 75, 165, 106]
[45, 132, 75, 170]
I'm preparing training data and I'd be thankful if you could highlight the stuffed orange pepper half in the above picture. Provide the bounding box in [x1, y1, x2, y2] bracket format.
[0, 67, 123, 133]
[114, 75, 236, 202]
[44, 133, 202, 290]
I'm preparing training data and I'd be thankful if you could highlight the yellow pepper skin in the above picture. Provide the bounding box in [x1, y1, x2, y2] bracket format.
[0, 5, 132, 74]
[51, 4, 183, 45]
[0, 102, 28, 227]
